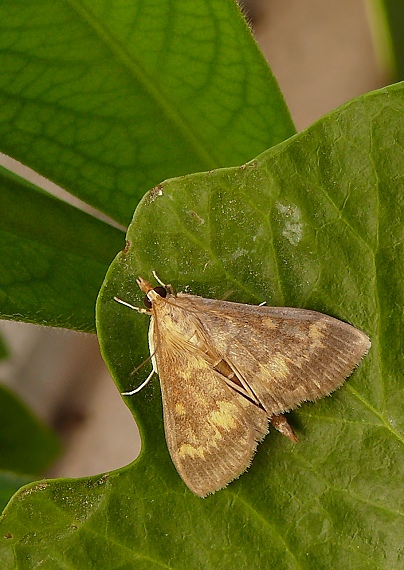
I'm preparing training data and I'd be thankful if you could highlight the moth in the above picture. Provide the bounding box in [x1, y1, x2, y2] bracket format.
[115, 273, 371, 497]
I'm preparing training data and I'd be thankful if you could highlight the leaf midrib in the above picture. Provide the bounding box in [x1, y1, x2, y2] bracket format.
[347, 385, 404, 444]
[68, 0, 220, 171]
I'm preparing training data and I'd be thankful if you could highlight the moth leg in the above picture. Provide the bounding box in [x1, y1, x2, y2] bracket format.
[270, 414, 298, 443]
[121, 365, 157, 396]
[151, 270, 174, 294]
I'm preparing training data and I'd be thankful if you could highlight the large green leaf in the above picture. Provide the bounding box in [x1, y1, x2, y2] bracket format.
[0, 0, 294, 226]
[0, 165, 124, 330]
[1, 83, 403, 568]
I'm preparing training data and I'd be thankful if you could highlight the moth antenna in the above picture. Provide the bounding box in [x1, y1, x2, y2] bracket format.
[151, 270, 174, 294]
[151, 270, 166, 287]
[121, 366, 156, 396]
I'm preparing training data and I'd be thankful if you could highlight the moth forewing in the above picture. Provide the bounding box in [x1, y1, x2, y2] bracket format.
[158, 354, 268, 497]
[170, 294, 371, 416]
[121, 277, 370, 497]
[145, 289, 267, 496]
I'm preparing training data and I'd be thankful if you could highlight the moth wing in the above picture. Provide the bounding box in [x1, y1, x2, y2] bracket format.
[149, 314, 268, 497]
[174, 294, 371, 417]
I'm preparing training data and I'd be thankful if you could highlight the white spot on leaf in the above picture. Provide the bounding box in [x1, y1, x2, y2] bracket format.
[275, 202, 303, 245]
[233, 248, 248, 259]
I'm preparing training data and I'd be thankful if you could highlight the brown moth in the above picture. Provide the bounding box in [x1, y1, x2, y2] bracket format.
[115, 273, 371, 497]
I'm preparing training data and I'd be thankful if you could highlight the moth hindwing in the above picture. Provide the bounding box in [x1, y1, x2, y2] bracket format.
[116, 276, 371, 497]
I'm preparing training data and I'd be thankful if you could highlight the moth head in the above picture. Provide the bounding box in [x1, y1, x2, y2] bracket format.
[136, 275, 170, 308]
[144, 286, 167, 309]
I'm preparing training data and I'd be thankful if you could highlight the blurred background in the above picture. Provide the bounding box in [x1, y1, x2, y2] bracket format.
[0, 0, 389, 479]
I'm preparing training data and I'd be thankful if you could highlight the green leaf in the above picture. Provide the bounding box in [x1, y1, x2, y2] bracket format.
[0, 165, 124, 330]
[370, 0, 404, 79]
[1, 82, 403, 568]
[0, 473, 34, 515]
[0, 384, 59, 475]
[0, 0, 294, 226]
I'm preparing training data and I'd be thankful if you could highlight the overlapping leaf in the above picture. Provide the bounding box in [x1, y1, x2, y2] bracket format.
[0, 0, 294, 330]
[0, 0, 294, 226]
[0, 166, 124, 330]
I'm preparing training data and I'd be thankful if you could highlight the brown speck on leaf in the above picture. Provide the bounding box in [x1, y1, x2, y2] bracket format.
[147, 184, 164, 203]
[122, 240, 131, 254]
[189, 211, 205, 225]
